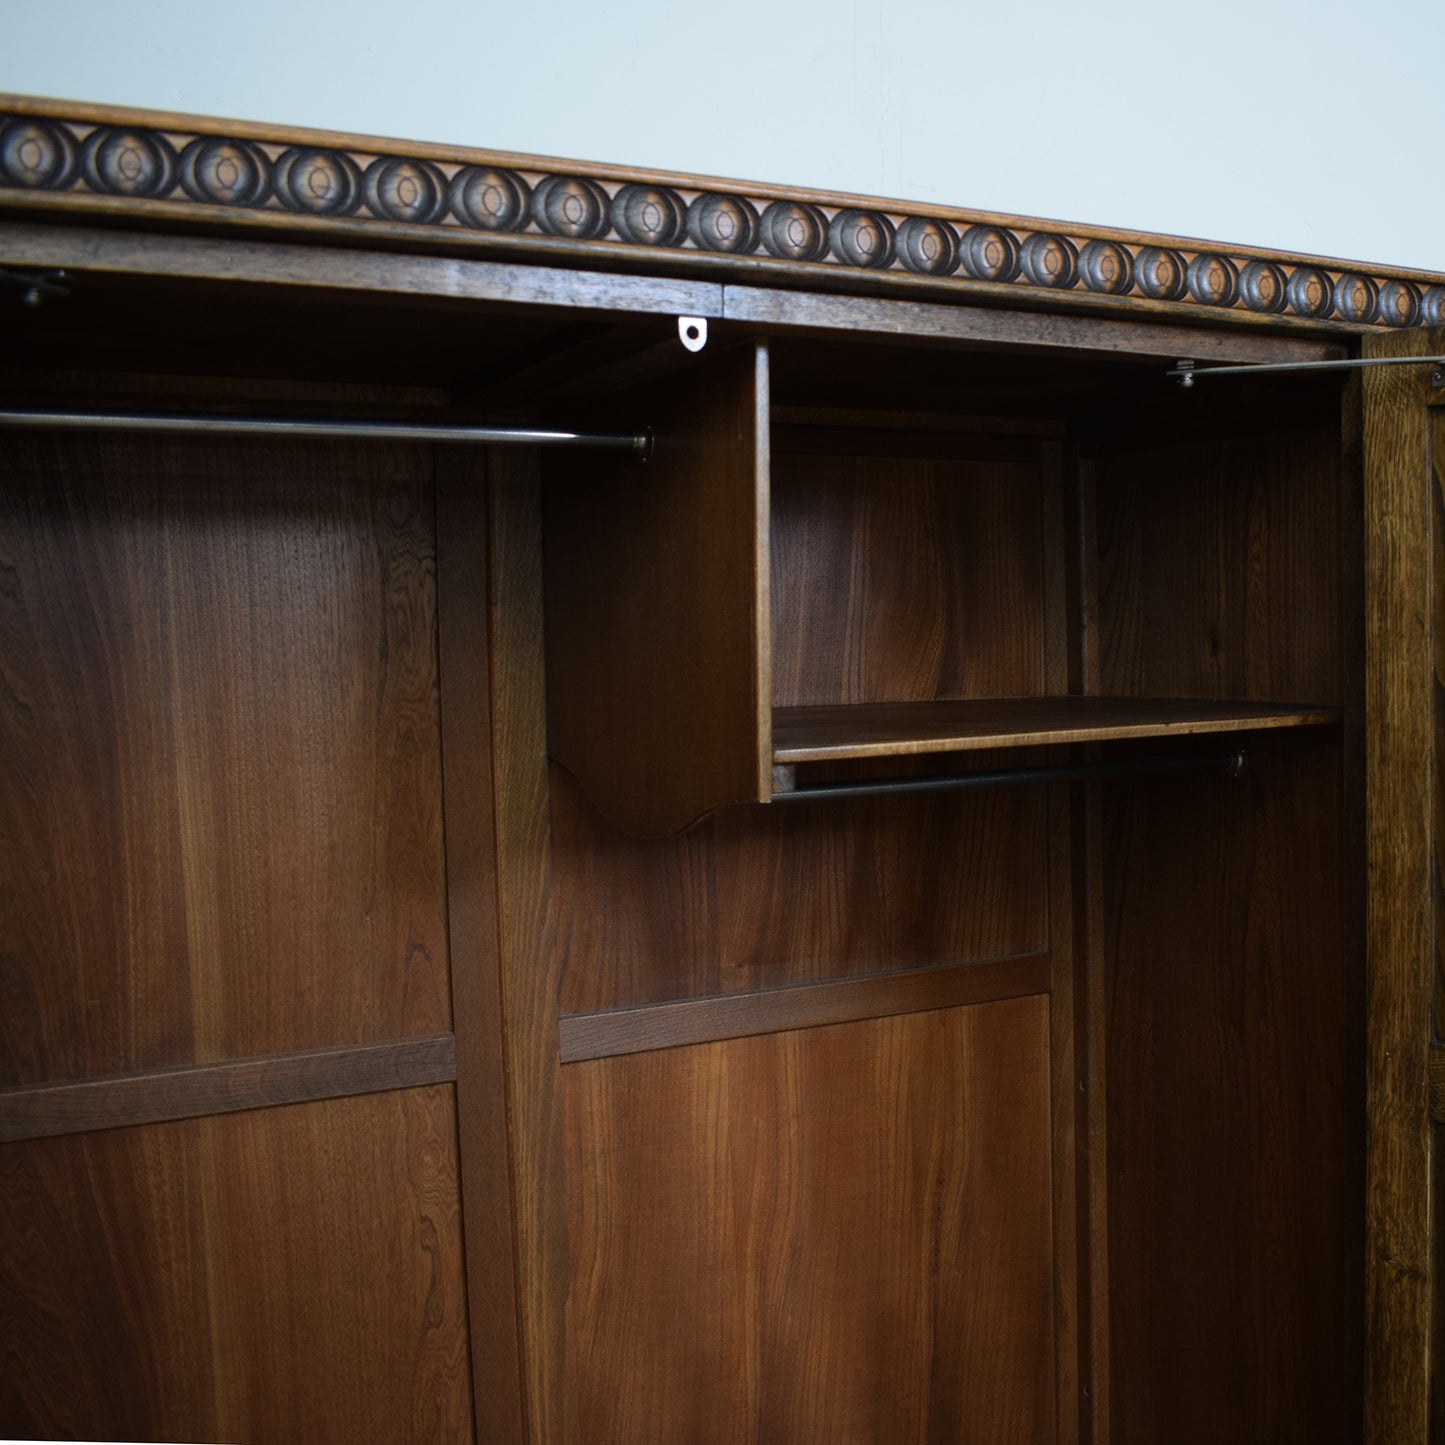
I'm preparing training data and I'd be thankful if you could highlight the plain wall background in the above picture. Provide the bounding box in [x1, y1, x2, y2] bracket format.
[1, 0, 1440, 271]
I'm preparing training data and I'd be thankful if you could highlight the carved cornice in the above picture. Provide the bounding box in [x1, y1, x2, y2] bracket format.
[1, 96, 1440, 330]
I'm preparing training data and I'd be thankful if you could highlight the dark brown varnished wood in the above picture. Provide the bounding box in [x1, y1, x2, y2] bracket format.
[0, 1033, 456, 1143]
[1, 94, 1436, 332]
[1361, 328, 1441, 1445]
[558, 953, 1049, 1061]
[544, 342, 770, 836]
[563, 998, 1056, 1444]
[551, 762, 1049, 1015]
[772, 696, 1338, 763]
[486, 449, 572, 1444]
[0, 432, 449, 1088]
[0, 1086, 472, 1443]
[770, 437, 1046, 709]
[435, 454, 526, 1445]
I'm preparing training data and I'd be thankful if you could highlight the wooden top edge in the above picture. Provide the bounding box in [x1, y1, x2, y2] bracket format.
[1, 93, 1441, 330]
[772, 698, 1340, 762]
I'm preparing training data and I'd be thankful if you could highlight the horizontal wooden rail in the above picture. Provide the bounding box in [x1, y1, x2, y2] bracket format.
[0, 1033, 457, 1143]
[559, 953, 1050, 1063]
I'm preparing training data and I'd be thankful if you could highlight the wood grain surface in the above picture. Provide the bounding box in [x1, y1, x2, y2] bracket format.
[0, 1086, 472, 1443]
[544, 342, 770, 836]
[772, 696, 1337, 762]
[551, 763, 1048, 1014]
[1360, 327, 1440, 1445]
[770, 440, 1045, 708]
[0, 1033, 456, 1143]
[563, 998, 1055, 1444]
[1102, 738, 1357, 1444]
[558, 953, 1049, 1061]
[0, 432, 449, 1087]
[435, 456, 526, 1445]
[1095, 423, 1344, 706]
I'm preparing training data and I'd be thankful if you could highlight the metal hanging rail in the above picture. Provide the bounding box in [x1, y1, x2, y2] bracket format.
[771, 748, 1247, 803]
[0, 408, 652, 454]
[1169, 356, 1445, 388]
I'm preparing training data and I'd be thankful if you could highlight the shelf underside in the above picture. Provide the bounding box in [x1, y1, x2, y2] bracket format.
[771, 697, 1340, 763]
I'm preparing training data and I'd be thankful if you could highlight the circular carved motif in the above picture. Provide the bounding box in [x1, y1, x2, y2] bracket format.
[273, 147, 362, 216]
[611, 184, 687, 246]
[449, 166, 530, 231]
[1135, 246, 1188, 302]
[531, 174, 611, 240]
[1019, 232, 1078, 289]
[362, 156, 448, 224]
[759, 201, 830, 262]
[0, 117, 79, 189]
[1421, 287, 1445, 327]
[895, 216, 959, 276]
[687, 193, 760, 254]
[1186, 253, 1238, 308]
[81, 126, 177, 199]
[1332, 272, 1379, 325]
[958, 225, 1020, 283]
[1238, 260, 1288, 313]
[1285, 267, 1334, 319]
[1377, 279, 1422, 328]
[1078, 239, 1133, 295]
[179, 137, 271, 207]
[829, 209, 895, 269]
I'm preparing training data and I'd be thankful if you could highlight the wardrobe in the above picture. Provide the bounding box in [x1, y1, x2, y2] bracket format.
[0, 95, 1440, 1444]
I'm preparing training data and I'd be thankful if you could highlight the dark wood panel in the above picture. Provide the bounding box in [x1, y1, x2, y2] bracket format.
[771, 449, 1044, 708]
[0, 433, 449, 1087]
[0, 1034, 456, 1143]
[1095, 423, 1343, 705]
[435, 456, 525, 1445]
[1103, 736, 1359, 1444]
[0, 1085, 472, 1443]
[488, 452, 571, 1443]
[1359, 329, 1440, 1445]
[559, 953, 1049, 1061]
[772, 696, 1338, 762]
[544, 342, 770, 836]
[563, 998, 1055, 1445]
[552, 763, 1048, 1014]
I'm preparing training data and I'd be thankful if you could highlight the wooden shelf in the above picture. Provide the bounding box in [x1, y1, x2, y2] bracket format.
[771, 697, 1340, 764]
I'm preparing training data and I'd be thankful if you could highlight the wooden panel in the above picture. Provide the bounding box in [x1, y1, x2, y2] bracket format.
[563, 998, 1055, 1445]
[559, 953, 1049, 1061]
[0, 1034, 456, 1143]
[1095, 424, 1343, 706]
[772, 696, 1337, 762]
[0, 1085, 472, 1443]
[488, 451, 571, 1444]
[1103, 736, 1358, 1444]
[552, 764, 1048, 1014]
[771, 448, 1044, 708]
[1360, 328, 1441, 1445]
[433, 455, 526, 1445]
[0, 433, 448, 1087]
[544, 342, 770, 836]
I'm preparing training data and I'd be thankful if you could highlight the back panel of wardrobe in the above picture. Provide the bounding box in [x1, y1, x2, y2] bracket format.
[1092, 409, 1363, 1443]
[0, 429, 474, 1441]
[552, 417, 1078, 1441]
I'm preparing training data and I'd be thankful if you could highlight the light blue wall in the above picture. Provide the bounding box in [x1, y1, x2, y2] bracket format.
[2, 0, 1440, 270]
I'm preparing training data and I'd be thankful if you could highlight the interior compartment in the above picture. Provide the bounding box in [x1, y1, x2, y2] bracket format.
[1, 267, 1363, 1443]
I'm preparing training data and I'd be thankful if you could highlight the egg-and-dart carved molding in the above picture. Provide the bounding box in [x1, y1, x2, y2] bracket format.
[0, 106, 1440, 329]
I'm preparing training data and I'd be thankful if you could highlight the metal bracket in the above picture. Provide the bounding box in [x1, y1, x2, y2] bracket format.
[1171, 354, 1445, 388]
[1, 267, 69, 307]
[678, 316, 708, 353]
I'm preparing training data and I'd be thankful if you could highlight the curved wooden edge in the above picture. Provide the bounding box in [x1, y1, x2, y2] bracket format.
[1, 94, 1440, 331]
[0, 1034, 458, 1143]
